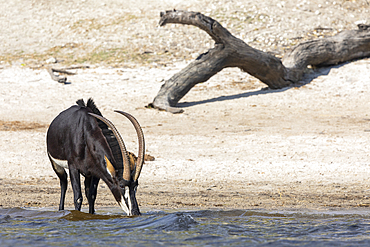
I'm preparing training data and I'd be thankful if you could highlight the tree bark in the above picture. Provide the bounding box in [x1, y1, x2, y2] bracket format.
[148, 10, 370, 113]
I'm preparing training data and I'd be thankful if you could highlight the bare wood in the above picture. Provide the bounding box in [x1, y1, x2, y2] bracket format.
[47, 67, 67, 84]
[149, 10, 370, 113]
[47, 66, 89, 84]
[282, 25, 370, 82]
[63, 65, 90, 70]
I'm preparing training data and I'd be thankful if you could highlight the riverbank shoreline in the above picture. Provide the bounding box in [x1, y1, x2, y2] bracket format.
[1, 0, 370, 212]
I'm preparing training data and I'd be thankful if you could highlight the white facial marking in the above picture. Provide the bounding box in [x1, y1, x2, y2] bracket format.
[106, 167, 113, 178]
[124, 186, 132, 213]
[119, 197, 131, 216]
[49, 153, 68, 169]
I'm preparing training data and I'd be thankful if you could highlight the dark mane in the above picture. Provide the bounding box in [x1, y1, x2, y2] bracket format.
[76, 99, 86, 107]
[76, 98, 102, 116]
[76, 98, 123, 176]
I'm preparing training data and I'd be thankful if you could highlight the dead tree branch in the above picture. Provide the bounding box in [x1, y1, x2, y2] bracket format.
[148, 10, 370, 113]
[47, 66, 89, 84]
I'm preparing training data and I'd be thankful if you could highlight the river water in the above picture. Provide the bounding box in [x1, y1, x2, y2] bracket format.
[1, 207, 370, 246]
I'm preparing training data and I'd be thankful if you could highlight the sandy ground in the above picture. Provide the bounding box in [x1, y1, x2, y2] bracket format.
[1, 0, 370, 212]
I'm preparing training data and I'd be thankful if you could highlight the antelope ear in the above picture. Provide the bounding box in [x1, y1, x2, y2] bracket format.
[104, 155, 116, 178]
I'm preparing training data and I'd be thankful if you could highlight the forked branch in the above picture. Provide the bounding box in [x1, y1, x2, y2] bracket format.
[149, 10, 370, 113]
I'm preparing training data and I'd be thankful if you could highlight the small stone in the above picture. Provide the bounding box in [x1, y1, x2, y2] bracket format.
[46, 57, 57, 64]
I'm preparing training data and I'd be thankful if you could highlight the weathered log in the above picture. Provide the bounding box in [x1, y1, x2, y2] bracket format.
[47, 67, 68, 84]
[283, 23, 370, 83]
[47, 66, 90, 84]
[148, 10, 370, 113]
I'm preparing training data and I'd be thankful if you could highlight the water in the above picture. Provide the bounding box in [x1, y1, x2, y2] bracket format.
[1, 207, 370, 246]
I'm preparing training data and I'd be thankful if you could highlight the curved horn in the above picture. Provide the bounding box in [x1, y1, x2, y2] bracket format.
[88, 113, 131, 181]
[114, 110, 145, 182]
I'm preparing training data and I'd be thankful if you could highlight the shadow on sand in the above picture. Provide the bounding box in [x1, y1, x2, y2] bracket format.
[177, 63, 347, 109]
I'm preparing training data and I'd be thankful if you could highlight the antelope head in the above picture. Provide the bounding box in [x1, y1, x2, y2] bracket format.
[89, 111, 145, 216]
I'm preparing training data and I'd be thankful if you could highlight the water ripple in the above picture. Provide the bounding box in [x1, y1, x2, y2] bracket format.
[1, 208, 370, 246]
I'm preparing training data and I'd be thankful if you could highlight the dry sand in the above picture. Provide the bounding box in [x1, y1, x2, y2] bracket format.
[1, 0, 370, 212]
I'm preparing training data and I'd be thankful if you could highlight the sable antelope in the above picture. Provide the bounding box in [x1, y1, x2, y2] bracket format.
[46, 98, 144, 215]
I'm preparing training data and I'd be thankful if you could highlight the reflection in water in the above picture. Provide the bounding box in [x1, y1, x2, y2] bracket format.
[1, 207, 370, 246]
